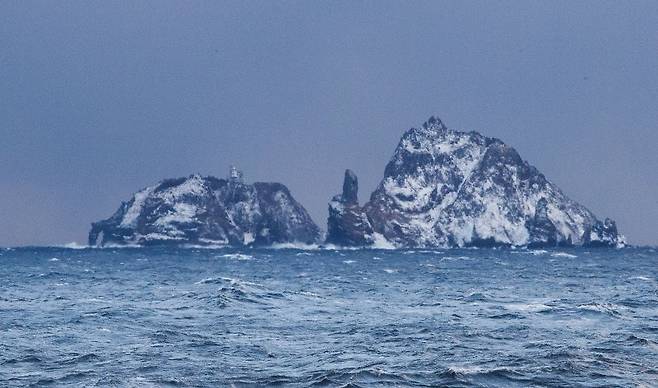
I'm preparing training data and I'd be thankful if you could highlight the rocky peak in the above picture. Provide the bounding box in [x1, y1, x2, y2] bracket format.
[341, 169, 359, 204]
[422, 115, 448, 132]
[327, 115, 625, 248]
[326, 169, 376, 246]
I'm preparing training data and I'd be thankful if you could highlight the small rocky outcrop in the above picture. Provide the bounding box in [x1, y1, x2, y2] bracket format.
[326, 170, 376, 246]
[584, 218, 621, 247]
[326, 116, 625, 248]
[89, 167, 321, 247]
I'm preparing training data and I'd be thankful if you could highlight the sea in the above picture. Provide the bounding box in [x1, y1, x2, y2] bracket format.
[0, 246, 657, 387]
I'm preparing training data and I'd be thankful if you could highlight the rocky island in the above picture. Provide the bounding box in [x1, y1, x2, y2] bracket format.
[327, 116, 624, 248]
[89, 167, 321, 247]
[90, 117, 625, 249]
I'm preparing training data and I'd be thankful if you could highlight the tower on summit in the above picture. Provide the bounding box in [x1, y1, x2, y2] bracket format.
[229, 165, 244, 184]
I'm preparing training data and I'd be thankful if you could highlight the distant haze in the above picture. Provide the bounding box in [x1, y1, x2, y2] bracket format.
[1, 1, 657, 246]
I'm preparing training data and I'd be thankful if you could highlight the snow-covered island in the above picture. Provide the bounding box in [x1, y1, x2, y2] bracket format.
[89, 167, 321, 247]
[327, 116, 625, 248]
[90, 116, 625, 249]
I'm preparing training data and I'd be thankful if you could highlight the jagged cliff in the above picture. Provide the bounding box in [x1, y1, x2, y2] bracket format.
[89, 168, 321, 247]
[327, 116, 624, 248]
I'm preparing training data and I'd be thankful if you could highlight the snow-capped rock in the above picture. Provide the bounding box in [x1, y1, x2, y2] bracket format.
[326, 116, 625, 248]
[89, 168, 321, 247]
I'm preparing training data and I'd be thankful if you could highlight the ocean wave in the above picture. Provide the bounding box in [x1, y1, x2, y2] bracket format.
[61, 242, 89, 249]
[488, 312, 524, 319]
[194, 276, 259, 286]
[624, 334, 657, 347]
[193, 276, 284, 306]
[511, 249, 548, 256]
[1, 355, 43, 365]
[2, 246, 657, 387]
[628, 276, 653, 282]
[551, 252, 578, 258]
[464, 292, 489, 302]
[60, 353, 101, 365]
[440, 256, 473, 262]
[506, 302, 553, 313]
[218, 253, 254, 261]
[268, 242, 323, 250]
[181, 243, 229, 249]
[577, 302, 624, 317]
[445, 365, 517, 377]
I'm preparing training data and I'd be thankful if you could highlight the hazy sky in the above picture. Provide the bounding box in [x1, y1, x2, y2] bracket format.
[1, 1, 657, 246]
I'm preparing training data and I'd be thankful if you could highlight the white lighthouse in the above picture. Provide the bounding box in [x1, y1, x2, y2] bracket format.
[229, 165, 244, 184]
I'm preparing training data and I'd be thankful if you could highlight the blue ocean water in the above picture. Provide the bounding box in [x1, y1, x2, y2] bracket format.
[0, 247, 657, 387]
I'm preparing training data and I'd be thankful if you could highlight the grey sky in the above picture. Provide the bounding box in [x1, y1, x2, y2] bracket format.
[1, 1, 657, 246]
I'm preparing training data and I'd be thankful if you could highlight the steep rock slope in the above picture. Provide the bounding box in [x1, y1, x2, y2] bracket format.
[327, 116, 624, 248]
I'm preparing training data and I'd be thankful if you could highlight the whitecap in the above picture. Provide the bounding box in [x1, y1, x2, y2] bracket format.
[440, 256, 472, 262]
[268, 242, 322, 250]
[61, 242, 88, 249]
[506, 303, 552, 313]
[383, 268, 397, 274]
[577, 302, 624, 316]
[629, 276, 652, 282]
[447, 365, 488, 375]
[49, 257, 59, 262]
[551, 252, 577, 258]
[295, 291, 322, 298]
[195, 277, 217, 285]
[94, 243, 142, 249]
[219, 253, 254, 261]
[182, 243, 228, 249]
[343, 260, 356, 264]
[195, 276, 261, 288]
[465, 292, 488, 302]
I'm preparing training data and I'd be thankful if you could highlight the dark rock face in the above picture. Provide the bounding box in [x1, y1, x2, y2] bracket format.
[527, 198, 560, 247]
[89, 170, 321, 247]
[585, 218, 621, 247]
[342, 169, 359, 204]
[327, 116, 625, 248]
[326, 170, 376, 246]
